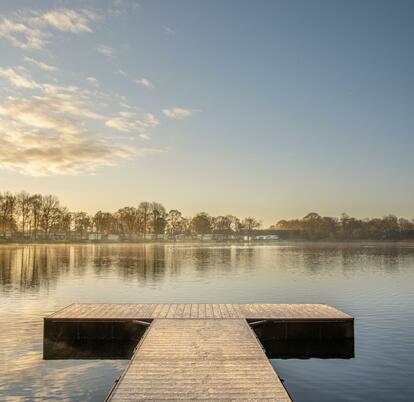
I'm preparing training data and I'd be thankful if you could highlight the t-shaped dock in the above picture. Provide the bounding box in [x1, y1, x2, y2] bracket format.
[44, 304, 354, 401]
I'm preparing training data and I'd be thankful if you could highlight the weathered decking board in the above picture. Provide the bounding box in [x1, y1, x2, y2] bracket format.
[107, 319, 291, 401]
[44, 304, 354, 399]
[47, 303, 352, 321]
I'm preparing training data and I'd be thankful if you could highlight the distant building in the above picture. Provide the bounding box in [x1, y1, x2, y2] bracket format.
[107, 234, 120, 241]
[49, 232, 66, 241]
[0, 232, 12, 239]
[89, 233, 103, 241]
[254, 234, 279, 241]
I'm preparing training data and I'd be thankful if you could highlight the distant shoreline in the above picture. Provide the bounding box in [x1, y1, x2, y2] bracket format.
[1, 239, 414, 246]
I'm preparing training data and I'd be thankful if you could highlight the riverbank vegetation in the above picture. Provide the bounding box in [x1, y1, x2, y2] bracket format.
[0, 191, 413, 242]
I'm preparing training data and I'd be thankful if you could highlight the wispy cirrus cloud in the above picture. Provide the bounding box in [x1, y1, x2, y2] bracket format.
[162, 107, 195, 119]
[105, 111, 137, 132]
[0, 8, 100, 49]
[133, 77, 154, 89]
[163, 26, 175, 35]
[23, 56, 57, 72]
[0, 66, 41, 89]
[0, 66, 102, 121]
[40, 9, 100, 33]
[105, 111, 159, 134]
[86, 76, 99, 87]
[0, 67, 161, 175]
[97, 44, 115, 58]
[119, 69, 154, 89]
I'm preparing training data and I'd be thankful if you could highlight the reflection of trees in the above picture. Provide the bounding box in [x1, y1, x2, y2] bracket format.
[90, 244, 168, 283]
[0, 246, 75, 291]
[339, 244, 403, 274]
[0, 243, 410, 293]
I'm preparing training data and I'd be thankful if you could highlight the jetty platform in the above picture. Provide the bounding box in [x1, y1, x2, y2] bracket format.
[44, 303, 354, 400]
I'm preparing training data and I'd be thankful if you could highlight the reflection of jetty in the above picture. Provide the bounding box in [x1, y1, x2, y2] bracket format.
[44, 303, 354, 401]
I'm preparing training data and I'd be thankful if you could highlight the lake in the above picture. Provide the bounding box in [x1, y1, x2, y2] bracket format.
[0, 243, 413, 401]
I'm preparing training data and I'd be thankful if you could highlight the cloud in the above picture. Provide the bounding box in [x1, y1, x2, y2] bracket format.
[139, 132, 151, 140]
[0, 8, 100, 49]
[40, 9, 100, 33]
[163, 26, 175, 35]
[97, 44, 115, 57]
[162, 107, 194, 119]
[133, 77, 154, 88]
[105, 111, 159, 136]
[0, 66, 41, 89]
[0, 96, 158, 176]
[23, 56, 57, 72]
[137, 113, 160, 127]
[0, 17, 45, 49]
[118, 70, 154, 89]
[105, 112, 136, 132]
[33, 91, 104, 121]
[86, 76, 99, 87]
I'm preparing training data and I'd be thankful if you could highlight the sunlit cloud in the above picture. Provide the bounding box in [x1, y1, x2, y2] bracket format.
[105, 111, 136, 132]
[0, 8, 100, 49]
[139, 132, 151, 140]
[138, 113, 160, 127]
[0, 5, 188, 177]
[40, 9, 100, 33]
[105, 111, 160, 132]
[0, 66, 41, 89]
[162, 107, 194, 119]
[23, 56, 57, 72]
[119, 70, 154, 88]
[97, 44, 115, 58]
[133, 77, 154, 88]
[0, 96, 161, 176]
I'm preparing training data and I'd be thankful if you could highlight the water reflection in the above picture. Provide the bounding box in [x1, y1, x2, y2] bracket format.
[1, 242, 412, 291]
[1, 243, 414, 401]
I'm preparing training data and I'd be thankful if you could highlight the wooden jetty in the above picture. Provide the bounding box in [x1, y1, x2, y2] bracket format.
[44, 303, 353, 401]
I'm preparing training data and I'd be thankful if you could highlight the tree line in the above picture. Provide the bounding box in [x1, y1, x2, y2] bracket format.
[1, 192, 413, 242]
[0, 191, 260, 241]
[275, 212, 414, 241]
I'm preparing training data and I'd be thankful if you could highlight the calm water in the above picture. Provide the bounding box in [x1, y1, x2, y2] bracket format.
[0, 243, 413, 401]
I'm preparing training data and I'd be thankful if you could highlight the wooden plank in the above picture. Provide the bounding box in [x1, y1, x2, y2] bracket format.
[107, 319, 291, 401]
[190, 303, 199, 318]
[47, 303, 353, 321]
[205, 303, 213, 318]
[166, 303, 178, 318]
[175, 303, 185, 318]
[183, 303, 192, 318]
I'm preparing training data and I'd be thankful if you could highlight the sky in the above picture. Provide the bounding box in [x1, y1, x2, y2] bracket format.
[0, 0, 413, 226]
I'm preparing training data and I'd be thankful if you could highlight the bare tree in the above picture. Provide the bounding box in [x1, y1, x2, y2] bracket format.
[17, 191, 31, 236]
[191, 212, 212, 235]
[150, 202, 166, 234]
[166, 209, 184, 237]
[39, 195, 61, 238]
[117, 207, 139, 239]
[242, 217, 261, 241]
[0, 192, 17, 236]
[138, 202, 151, 237]
[73, 212, 92, 239]
[28, 194, 42, 240]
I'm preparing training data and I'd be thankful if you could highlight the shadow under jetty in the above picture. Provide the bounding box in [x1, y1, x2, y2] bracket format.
[43, 303, 354, 400]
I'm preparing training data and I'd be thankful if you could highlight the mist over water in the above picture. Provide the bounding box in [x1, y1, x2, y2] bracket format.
[1, 243, 413, 401]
